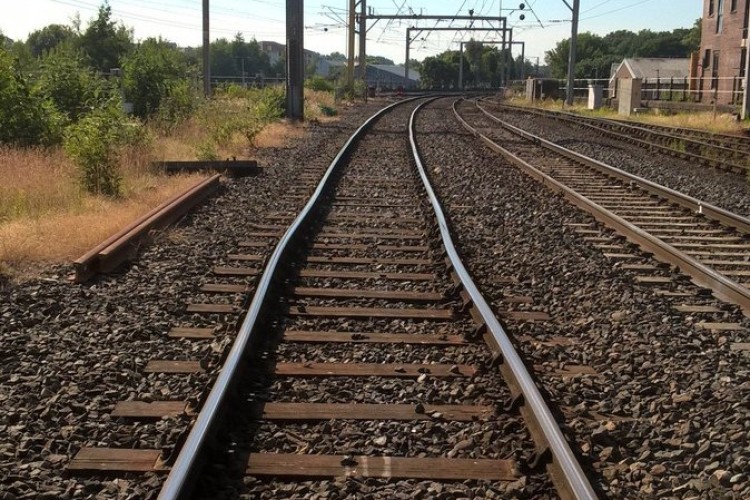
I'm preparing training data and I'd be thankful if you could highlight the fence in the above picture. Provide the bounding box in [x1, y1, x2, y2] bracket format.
[518, 76, 746, 106]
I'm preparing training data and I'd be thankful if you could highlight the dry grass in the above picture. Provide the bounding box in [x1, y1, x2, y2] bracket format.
[0, 143, 205, 279]
[0, 147, 83, 221]
[0, 174, 203, 279]
[508, 97, 747, 135]
[625, 112, 745, 134]
[1, 91, 341, 280]
[254, 121, 307, 148]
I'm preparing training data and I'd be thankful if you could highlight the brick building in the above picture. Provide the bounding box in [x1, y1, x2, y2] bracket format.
[698, 0, 750, 104]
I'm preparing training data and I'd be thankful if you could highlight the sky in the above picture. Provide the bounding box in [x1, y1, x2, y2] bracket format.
[1, 0, 704, 64]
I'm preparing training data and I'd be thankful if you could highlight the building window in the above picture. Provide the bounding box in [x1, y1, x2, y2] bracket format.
[708, 0, 715, 16]
[741, 48, 747, 79]
[711, 51, 720, 89]
[730, 0, 737, 12]
[716, 0, 725, 32]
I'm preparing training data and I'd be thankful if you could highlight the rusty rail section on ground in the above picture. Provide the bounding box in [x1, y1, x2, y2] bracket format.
[73, 174, 221, 282]
[455, 99, 750, 313]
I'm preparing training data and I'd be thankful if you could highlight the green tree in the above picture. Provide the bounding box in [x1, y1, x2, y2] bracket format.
[365, 55, 395, 65]
[123, 37, 187, 117]
[78, 2, 133, 72]
[37, 45, 107, 121]
[210, 34, 271, 81]
[421, 51, 463, 89]
[464, 39, 484, 85]
[681, 19, 702, 53]
[546, 25, 701, 80]
[326, 51, 346, 61]
[0, 48, 61, 146]
[482, 50, 500, 86]
[1, 30, 13, 50]
[26, 24, 77, 57]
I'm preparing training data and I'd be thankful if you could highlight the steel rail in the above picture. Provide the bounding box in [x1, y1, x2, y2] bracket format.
[454, 99, 750, 313]
[157, 97, 423, 500]
[474, 101, 750, 235]
[482, 100, 748, 174]
[411, 100, 597, 500]
[479, 102, 750, 234]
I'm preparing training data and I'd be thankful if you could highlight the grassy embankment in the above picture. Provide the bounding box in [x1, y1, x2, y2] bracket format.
[0, 88, 338, 280]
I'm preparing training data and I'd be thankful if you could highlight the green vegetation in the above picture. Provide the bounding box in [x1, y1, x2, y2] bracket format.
[123, 38, 189, 119]
[1, 1, 345, 199]
[198, 85, 285, 153]
[545, 21, 702, 80]
[420, 41, 531, 89]
[62, 99, 146, 196]
[0, 49, 62, 146]
[306, 75, 334, 92]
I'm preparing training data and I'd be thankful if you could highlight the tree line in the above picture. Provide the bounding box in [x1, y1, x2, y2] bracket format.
[544, 21, 701, 80]
[0, 3, 290, 196]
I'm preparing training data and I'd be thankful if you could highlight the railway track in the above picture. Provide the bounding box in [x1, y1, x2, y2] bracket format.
[68, 99, 596, 498]
[177, 99, 594, 498]
[481, 99, 750, 174]
[455, 98, 750, 313]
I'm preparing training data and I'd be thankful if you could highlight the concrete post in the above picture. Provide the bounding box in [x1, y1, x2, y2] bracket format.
[587, 84, 603, 110]
[618, 78, 642, 116]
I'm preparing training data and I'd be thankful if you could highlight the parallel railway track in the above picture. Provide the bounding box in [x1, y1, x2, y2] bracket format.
[482, 99, 750, 175]
[456, 98, 750, 313]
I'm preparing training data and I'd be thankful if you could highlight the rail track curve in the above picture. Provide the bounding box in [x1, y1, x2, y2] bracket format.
[156, 98, 596, 499]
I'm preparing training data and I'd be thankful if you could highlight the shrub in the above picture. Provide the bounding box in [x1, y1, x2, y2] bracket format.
[36, 45, 108, 122]
[252, 86, 285, 122]
[123, 38, 188, 118]
[305, 75, 334, 92]
[195, 140, 219, 161]
[63, 98, 147, 196]
[0, 48, 63, 146]
[319, 105, 337, 117]
[155, 79, 199, 134]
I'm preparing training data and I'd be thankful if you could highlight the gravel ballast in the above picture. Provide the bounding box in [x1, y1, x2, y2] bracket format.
[0, 100, 386, 499]
[416, 98, 750, 499]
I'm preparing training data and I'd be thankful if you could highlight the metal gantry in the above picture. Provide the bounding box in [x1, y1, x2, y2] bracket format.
[404, 27, 510, 88]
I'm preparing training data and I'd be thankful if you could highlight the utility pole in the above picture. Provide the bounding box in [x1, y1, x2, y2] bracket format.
[286, 0, 304, 120]
[358, 0, 367, 95]
[405, 29, 411, 84]
[202, 0, 210, 96]
[459, 42, 465, 90]
[347, 0, 356, 90]
[564, 0, 580, 105]
[743, 0, 750, 119]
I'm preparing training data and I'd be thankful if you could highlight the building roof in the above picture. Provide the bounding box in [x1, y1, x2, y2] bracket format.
[611, 58, 690, 81]
[359, 64, 421, 82]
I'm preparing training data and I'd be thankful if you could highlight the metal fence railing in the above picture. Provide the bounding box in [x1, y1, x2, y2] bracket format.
[516, 76, 746, 106]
